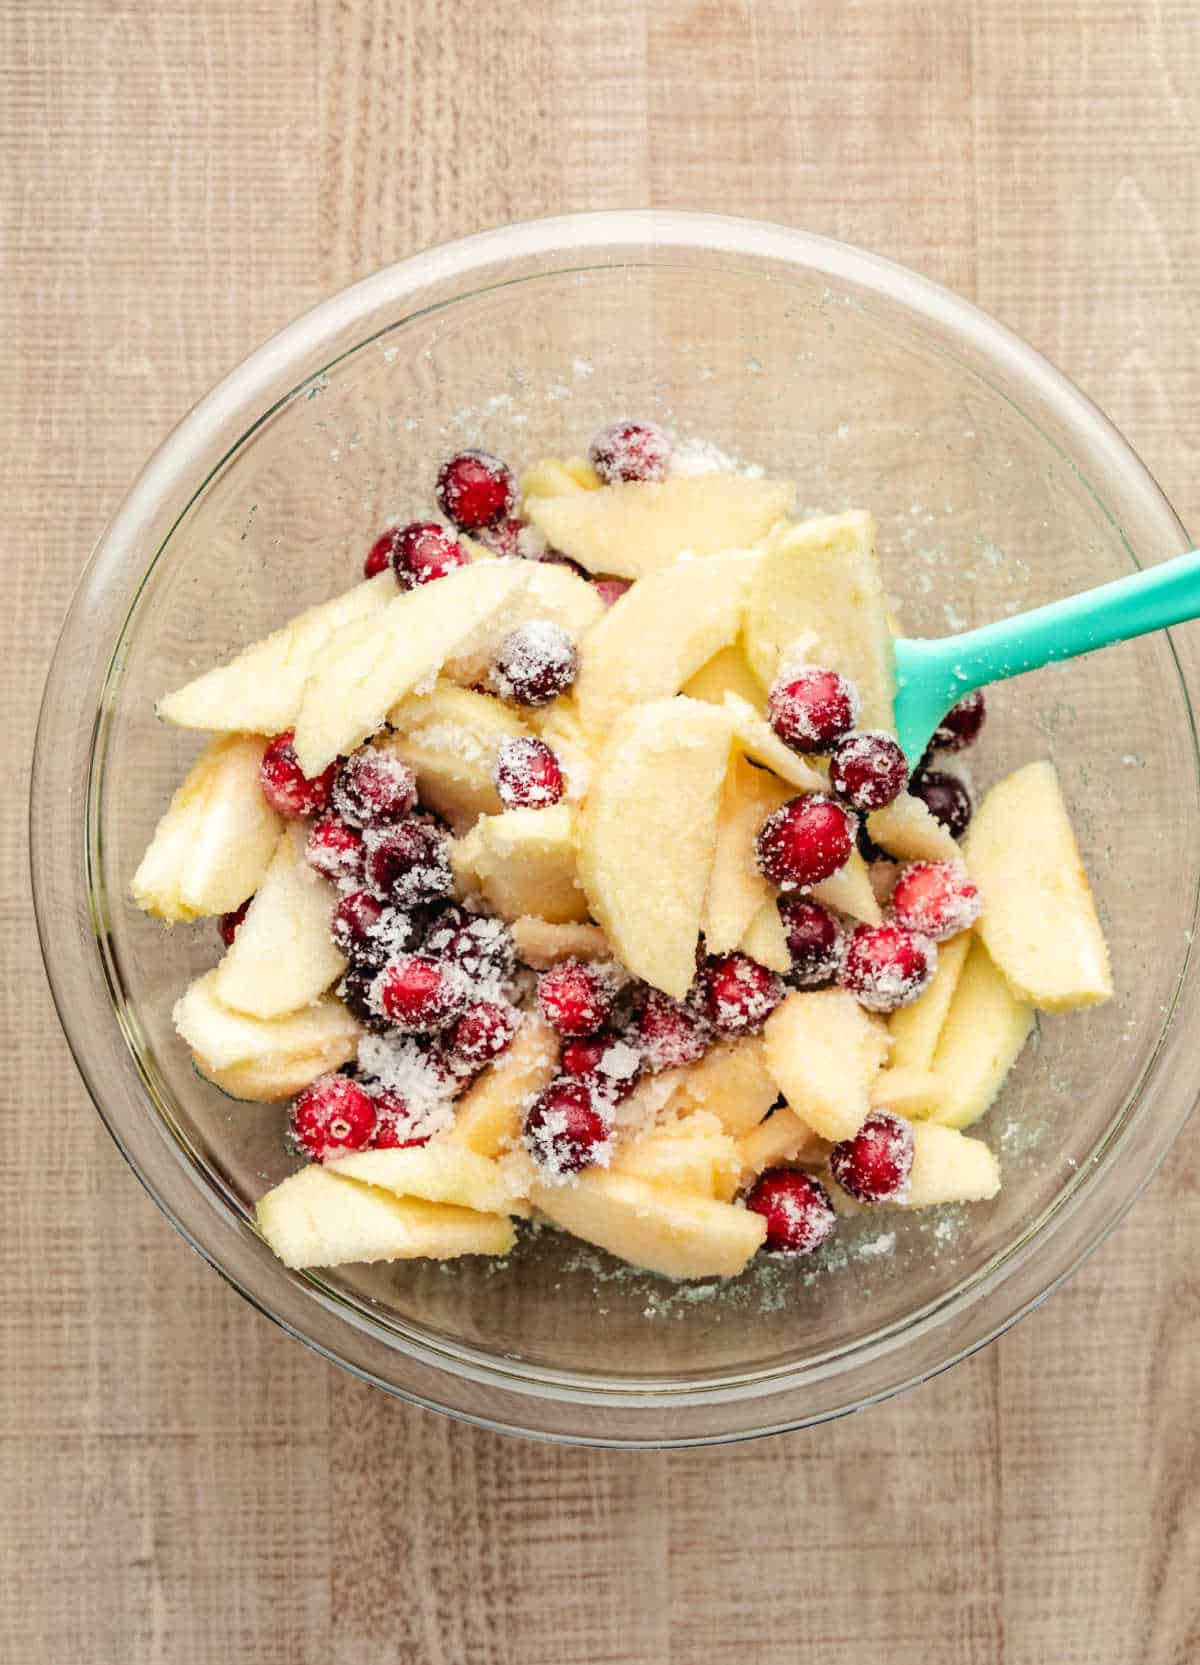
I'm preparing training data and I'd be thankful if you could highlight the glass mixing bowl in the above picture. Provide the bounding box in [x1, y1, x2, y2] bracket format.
[32, 211, 1200, 1445]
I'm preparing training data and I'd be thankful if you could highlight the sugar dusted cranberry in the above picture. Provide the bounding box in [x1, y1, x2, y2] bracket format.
[445, 1000, 517, 1069]
[635, 990, 711, 1071]
[829, 729, 909, 812]
[701, 953, 785, 1035]
[471, 515, 524, 558]
[489, 621, 578, 707]
[494, 736, 564, 809]
[333, 747, 417, 827]
[375, 954, 467, 1032]
[560, 1032, 643, 1102]
[338, 967, 390, 1033]
[523, 1078, 612, 1179]
[369, 1088, 432, 1150]
[305, 815, 365, 885]
[745, 1168, 836, 1255]
[755, 793, 856, 890]
[588, 420, 672, 485]
[932, 688, 986, 753]
[538, 960, 615, 1037]
[363, 531, 395, 579]
[890, 860, 981, 941]
[364, 819, 453, 907]
[433, 914, 516, 985]
[767, 667, 859, 753]
[217, 898, 252, 947]
[436, 449, 517, 530]
[259, 731, 337, 819]
[776, 896, 843, 987]
[389, 520, 470, 588]
[841, 922, 936, 1013]
[330, 890, 412, 970]
[910, 769, 973, 839]
[594, 578, 632, 608]
[540, 549, 590, 578]
[830, 1109, 915, 1204]
[290, 1073, 377, 1162]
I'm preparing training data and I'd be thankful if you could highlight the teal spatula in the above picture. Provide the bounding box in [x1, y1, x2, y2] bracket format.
[893, 548, 1200, 762]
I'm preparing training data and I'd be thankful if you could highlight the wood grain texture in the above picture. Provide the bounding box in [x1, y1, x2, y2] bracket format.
[3, 2, 1198, 1662]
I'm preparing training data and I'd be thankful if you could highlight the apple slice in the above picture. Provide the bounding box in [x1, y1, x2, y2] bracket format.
[738, 1106, 825, 1176]
[526, 475, 792, 579]
[739, 897, 792, 973]
[452, 805, 587, 924]
[809, 848, 882, 925]
[683, 645, 766, 712]
[531, 1170, 765, 1278]
[528, 698, 596, 803]
[965, 759, 1112, 1010]
[509, 917, 612, 969]
[519, 454, 601, 502]
[291, 560, 527, 775]
[158, 572, 395, 733]
[448, 1014, 560, 1157]
[611, 1111, 741, 1201]
[328, 1144, 522, 1215]
[764, 988, 890, 1141]
[887, 929, 972, 1073]
[256, 1164, 515, 1269]
[383, 684, 528, 826]
[670, 1036, 781, 1136]
[723, 692, 827, 792]
[868, 1066, 941, 1118]
[131, 734, 281, 922]
[703, 754, 792, 953]
[174, 969, 360, 1103]
[867, 791, 960, 863]
[922, 937, 1035, 1128]
[213, 825, 345, 1018]
[903, 1121, 1000, 1207]
[578, 697, 734, 998]
[573, 552, 762, 734]
[441, 558, 605, 686]
[743, 511, 896, 730]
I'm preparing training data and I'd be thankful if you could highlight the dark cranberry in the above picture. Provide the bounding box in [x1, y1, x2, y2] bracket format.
[489, 621, 578, 707]
[432, 914, 516, 984]
[910, 770, 973, 839]
[217, 897, 252, 947]
[374, 954, 467, 1032]
[890, 860, 981, 941]
[700, 953, 785, 1035]
[364, 820, 453, 907]
[776, 896, 843, 987]
[829, 730, 909, 812]
[330, 890, 410, 970]
[635, 990, 711, 1071]
[588, 420, 672, 484]
[305, 816, 365, 885]
[755, 793, 856, 890]
[337, 967, 390, 1033]
[389, 521, 470, 588]
[290, 1074, 377, 1162]
[363, 531, 395, 579]
[745, 1168, 837, 1255]
[522, 1078, 612, 1178]
[435, 450, 517, 530]
[830, 1109, 915, 1204]
[857, 821, 894, 865]
[932, 688, 986, 753]
[594, 578, 632, 607]
[538, 960, 615, 1037]
[767, 668, 859, 753]
[841, 922, 936, 1013]
[370, 1088, 432, 1150]
[259, 731, 337, 819]
[445, 1000, 517, 1070]
[560, 1032, 643, 1102]
[333, 747, 417, 827]
[494, 736, 564, 809]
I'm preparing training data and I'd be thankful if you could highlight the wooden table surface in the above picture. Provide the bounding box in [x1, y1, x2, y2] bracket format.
[5, 3, 1199, 1661]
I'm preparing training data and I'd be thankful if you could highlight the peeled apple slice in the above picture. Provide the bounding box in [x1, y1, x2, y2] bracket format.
[738, 1106, 824, 1176]
[174, 969, 360, 1103]
[683, 645, 766, 712]
[867, 791, 960, 863]
[739, 897, 792, 973]
[443, 555, 605, 685]
[448, 1015, 560, 1157]
[452, 805, 588, 924]
[921, 938, 1035, 1129]
[611, 1111, 741, 1201]
[703, 754, 792, 954]
[763, 988, 889, 1141]
[328, 1144, 522, 1216]
[903, 1121, 1001, 1207]
[383, 684, 528, 825]
[722, 693, 827, 793]
[887, 930, 972, 1073]
[669, 1037, 781, 1136]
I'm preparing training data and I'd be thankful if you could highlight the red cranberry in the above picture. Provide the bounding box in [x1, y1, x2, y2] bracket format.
[932, 688, 986, 753]
[290, 1073, 377, 1162]
[333, 747, 417, 827]
[890, 860, 981, 941]
[445, 1000, 517, 1069]
[435, 450, 517, 530]
[635, 990, 712, 1071]
[363, 531, 395, 579]
[389, 521, 470, 588]
[588, 420, 672, 485]
[364, 820, 453, 907]
[489, 621, 578, 707]
[828, 729, 909, 812]
[471, 515, 524, 558]
[767, 667, 859, 753]
[370, 1088, 432, 1150]
[841, 922, 936, 1012]
[432, 914, 516, 984]
[700, 953, 785, 1035]
[305, 816, 365, 885]
[776, 896, 843, 987]
[374, 954, 467, 1032]
[494, 736, 564, 809]
[755, 793, 856, 890]
[538, 960, 615, 1037]
[594, 578, 632, 608]
[830, 1109, 915, 1204]
[259, 731, 337, 819]
[217, 897, 252, 947]
[522, 1078, 612, 1178]
[560, 1032, 642, 1102]
[745, 1168, 837, 1255]
[910, 770, 973, 839]
[330, 889, 402, 967]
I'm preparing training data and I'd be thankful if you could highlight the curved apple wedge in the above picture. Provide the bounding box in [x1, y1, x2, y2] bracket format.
[328, 1144, 523, 1216]
[174, 970, 361, 1103]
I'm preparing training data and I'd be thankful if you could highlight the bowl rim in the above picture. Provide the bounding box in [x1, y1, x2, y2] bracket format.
[32, 209, 1199, 1445]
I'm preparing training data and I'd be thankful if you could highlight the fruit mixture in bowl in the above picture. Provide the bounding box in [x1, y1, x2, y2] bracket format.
[131, 421, 1113, 1282]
